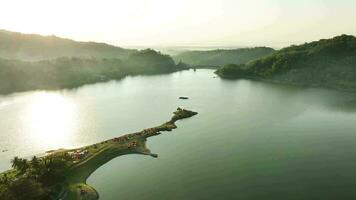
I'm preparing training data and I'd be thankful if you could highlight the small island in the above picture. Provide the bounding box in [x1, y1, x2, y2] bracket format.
[0, 108, 198, 200]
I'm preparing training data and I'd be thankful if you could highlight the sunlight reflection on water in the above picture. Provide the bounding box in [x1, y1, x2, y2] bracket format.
[22, 92, 78, 149]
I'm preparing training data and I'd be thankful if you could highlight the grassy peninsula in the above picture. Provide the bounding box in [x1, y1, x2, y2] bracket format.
[216, 35, 356, 91]
[173, 47, 275, 68]
[0, 108, 198, 200]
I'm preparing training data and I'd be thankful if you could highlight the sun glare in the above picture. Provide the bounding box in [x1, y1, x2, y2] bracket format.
[23, 92, 78, 149]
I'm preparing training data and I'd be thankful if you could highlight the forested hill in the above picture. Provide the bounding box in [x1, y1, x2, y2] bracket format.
[216, 35, 356, 91]
[0, 29, 135, 61]
[0, 29, 189, 94]
[173, 47, 275, 67]
[0, 49, 188, 94]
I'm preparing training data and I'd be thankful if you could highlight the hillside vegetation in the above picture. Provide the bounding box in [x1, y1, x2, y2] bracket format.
[0, 49, 187, 94]
[173, 47, 275, 67]
[0, 29, 189, 94]
[216, 35, 356, 91]
[0, 29, 135, 61]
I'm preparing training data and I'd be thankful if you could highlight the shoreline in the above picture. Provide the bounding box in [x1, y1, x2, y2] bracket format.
[0, 68, 190, 96]
[215, 72, 356, 93]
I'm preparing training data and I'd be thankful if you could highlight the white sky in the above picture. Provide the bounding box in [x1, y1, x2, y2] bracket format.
[0, 0, 355, 47]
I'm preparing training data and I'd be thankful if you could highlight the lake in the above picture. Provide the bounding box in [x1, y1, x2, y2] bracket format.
[1, 69, 356, 199]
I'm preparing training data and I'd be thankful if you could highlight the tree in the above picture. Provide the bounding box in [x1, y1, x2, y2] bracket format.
[31, 156, 40, 169]
[11, 156, 19, 170]
[7, 177, 48, 200]
[13, 158, 29, 174]
[0, 173, 9, 185]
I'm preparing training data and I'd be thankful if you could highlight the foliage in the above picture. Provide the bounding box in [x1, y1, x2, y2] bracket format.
[0, 49, 187, 94]
[0, 177, 49, 200]
[0, 30, 188, 94]
[173, 47, 275, 67]
[126, 49, 181, 74]
[0, 154, 73, 200]
[216, 35, 356, 90]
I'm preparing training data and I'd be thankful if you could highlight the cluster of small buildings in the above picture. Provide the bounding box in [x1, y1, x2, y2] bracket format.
[68, 149, 89, 161]
[112, 134, 132, 143]
[112, 136, 138, 148]
[111, 128, 159, 146]
[110, 129, 161, 150]
[137, 128, 158, 137]
[128, 140, 138, 148]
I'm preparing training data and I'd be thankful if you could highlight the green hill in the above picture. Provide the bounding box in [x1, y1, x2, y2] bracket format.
[173, 47, 275, 67]
[0, 29, 189, 94]
[0, 29, 135, 61]
[0, 49, 187, 94]
[216, 35, 356, 91]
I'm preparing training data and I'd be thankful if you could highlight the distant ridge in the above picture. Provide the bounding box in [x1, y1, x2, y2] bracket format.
[0, 29, 136, 61]
[173, 47, 275, 67]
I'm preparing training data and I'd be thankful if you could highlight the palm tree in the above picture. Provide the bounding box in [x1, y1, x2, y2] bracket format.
[31, 156, 40, 169]
[11, 156, 19, 169]
[19, 158, 29, 174]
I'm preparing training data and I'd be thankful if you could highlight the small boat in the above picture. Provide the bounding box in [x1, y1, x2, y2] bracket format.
[179, 96, 189, 100]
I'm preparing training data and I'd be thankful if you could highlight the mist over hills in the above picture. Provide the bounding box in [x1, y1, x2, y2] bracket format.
[0, 29, 188, 94]
[0, 29, 135, 61]
[1, 29, 356, 93]
[173, 47, 275, 67]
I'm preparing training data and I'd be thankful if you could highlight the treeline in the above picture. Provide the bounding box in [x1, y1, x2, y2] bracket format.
[173, 47, 275, 67]
[216, 35, 356, 91]
[0, 49, 188, 94]
[0, 154, 73, 200]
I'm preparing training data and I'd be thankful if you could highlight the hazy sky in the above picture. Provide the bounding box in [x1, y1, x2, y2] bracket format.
[0, 0, 355, 47]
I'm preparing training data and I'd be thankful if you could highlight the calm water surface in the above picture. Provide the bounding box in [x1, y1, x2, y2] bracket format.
[1, 69, 356, 199]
